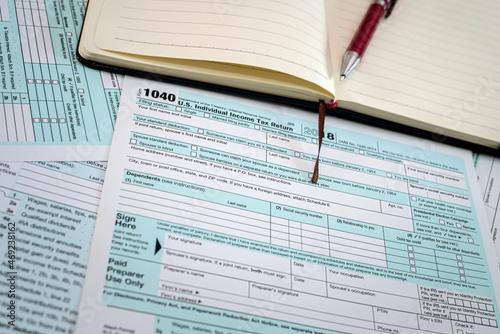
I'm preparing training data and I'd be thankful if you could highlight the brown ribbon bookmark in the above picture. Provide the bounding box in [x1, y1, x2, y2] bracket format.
[311, 100, 326, 184]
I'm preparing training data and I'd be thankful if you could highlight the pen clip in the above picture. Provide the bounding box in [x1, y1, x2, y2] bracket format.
[384, 0, 398, 18]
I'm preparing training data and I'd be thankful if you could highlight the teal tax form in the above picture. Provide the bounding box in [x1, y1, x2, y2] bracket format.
[76, 77, 500, 334]
[0, 0, 120, 161]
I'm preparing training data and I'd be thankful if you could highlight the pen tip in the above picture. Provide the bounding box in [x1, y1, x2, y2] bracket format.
[340, 75, 346, 81]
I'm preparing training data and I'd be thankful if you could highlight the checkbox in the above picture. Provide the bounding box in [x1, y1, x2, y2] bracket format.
[254, 124, 260, 130]
[468, 238, 473, 243]
[407, 245, 413, 251]
[456, 255, 462, 260]
[411, 196, 417, 201]
[410, 267, 416, 272]
[456, 223, 462, 228]
[439, 219, 444, 224]
[460, 276, 466, 282]
[386, 172, 392, 178]
[78, 88, 84, 93]
[312, 138, 317, 144]
[130, 139, 137, 144]
[177, 107, 182, 111]
[59, 118, 66, 123]
[294, 152, 299, 157]
[42, 118, 49, 123]
[204, 112, 209, 117]
[33, 118, 40, 123]
[198, 129, 204, 134]
[51, 118, 57, 123]
[191, 152, 197, 157]
[359, 150, 364, 155]
[191, 145, 197, 151]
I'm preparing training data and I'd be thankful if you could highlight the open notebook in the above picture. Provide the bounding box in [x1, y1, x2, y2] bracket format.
[78, 0, 500, 152]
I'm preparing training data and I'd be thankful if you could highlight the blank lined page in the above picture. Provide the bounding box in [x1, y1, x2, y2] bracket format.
[95, 0, 334, 96]
[327, 0, 500, 147]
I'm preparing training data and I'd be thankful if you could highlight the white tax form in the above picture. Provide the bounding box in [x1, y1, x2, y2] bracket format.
[77, 76, 500, 334]
[474, 154, 500, 269]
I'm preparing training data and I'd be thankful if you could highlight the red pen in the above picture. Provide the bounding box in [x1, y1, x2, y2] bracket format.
[340, 0, 397, 80]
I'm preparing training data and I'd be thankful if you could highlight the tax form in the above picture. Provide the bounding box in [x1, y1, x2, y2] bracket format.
[474, 154, 500, 269]
[0, 0, 121, 161]
[77, 77, 500, 334]
[0, 160, 106, 333]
